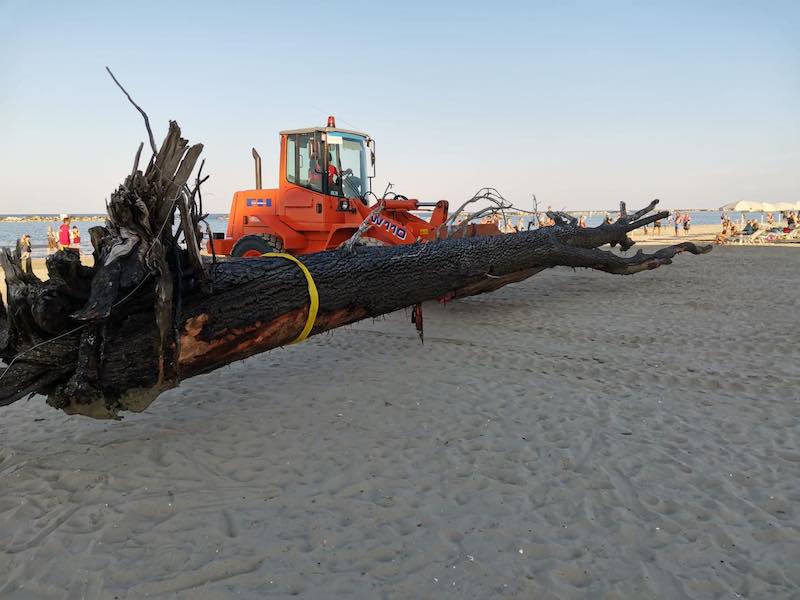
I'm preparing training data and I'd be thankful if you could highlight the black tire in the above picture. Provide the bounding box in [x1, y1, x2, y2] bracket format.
[231, 234, 284, 258]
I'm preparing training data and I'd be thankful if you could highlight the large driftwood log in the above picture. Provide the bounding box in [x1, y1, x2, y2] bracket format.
[0, 123, 711, 418]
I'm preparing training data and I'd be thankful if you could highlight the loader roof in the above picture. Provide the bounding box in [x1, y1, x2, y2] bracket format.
[279, 126, 370, 139]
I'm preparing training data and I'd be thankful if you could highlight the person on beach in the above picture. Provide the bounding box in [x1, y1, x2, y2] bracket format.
[682, 213, 691, 234]
[653, 219, 661, 235]
[58, 216, 71, 250]
[674, 212, 681, 236]
[47, 226, 58, 254]
[715, 221, 731, 244]
[71, 226, 81, 252]
[578, 215, 587, 228]
[16, 234, 32, 273]
[538, 207, 555, 227]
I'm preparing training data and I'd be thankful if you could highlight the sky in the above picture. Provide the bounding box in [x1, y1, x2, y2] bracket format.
[1, 0, 798, 214]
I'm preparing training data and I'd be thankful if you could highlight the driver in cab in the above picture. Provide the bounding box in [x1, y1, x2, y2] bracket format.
[326, 152, 339, 188]
[325, 152, 353, 194]
[309, 151, 352, 194]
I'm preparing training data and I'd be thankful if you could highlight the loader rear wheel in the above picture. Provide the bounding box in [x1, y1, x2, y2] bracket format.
[231, 234, 284, 258]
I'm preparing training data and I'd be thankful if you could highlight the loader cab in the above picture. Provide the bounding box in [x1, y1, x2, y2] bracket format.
[281, 117, 373, 201]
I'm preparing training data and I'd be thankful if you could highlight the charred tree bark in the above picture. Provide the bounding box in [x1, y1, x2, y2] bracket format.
[0, 124, 711, 418]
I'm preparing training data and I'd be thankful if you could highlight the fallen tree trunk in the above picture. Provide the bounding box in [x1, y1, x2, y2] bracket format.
[0, 123, 711, 418]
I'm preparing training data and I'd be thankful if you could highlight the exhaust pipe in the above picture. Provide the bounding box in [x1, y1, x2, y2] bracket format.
[252, 147, 262, 189]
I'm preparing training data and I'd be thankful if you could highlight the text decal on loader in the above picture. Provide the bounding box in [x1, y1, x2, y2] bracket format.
[370, 214, 408, 240]
[246, 198, 272, 207]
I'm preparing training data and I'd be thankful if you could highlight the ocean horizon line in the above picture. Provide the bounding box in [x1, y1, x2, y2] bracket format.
[0, 207, 734, 218]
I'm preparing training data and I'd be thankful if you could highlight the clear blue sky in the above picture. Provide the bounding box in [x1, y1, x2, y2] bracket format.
[1, 0, 798, 213]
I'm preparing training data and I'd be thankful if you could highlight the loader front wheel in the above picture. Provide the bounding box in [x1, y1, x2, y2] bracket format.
[231, 234, 284, 258]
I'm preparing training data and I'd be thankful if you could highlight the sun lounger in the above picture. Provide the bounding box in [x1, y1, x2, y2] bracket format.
[730, 229, 766, 244]
[775, 228, 800, 243]
[747, 229, 766, 244]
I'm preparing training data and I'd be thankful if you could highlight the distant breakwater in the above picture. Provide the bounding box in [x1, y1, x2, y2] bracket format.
[0, 215, 106, 223]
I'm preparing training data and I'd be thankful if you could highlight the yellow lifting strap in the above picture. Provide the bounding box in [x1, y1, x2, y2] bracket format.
[262, 252, 319, 344]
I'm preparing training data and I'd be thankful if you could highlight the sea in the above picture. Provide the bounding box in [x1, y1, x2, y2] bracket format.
[0, 214, 230, 259]
[0, 210, 742, 258]
[490, 210, 733, 230]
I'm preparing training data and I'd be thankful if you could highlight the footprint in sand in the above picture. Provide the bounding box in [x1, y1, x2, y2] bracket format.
[220, 509, 238, 538]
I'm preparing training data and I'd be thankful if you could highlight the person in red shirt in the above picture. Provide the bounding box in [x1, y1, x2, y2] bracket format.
[326, 152, 339, 187]
[58, 217, 71, 250]
[307, 152, 352, 194]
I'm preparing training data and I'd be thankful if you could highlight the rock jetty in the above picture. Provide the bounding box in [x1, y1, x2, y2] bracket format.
[0, 215, 105, 223]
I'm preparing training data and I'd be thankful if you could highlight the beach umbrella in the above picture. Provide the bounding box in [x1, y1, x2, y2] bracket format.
[719, 200, 770, 212]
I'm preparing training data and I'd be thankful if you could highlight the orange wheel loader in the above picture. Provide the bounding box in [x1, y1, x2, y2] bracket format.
[208, 116, 500, 258]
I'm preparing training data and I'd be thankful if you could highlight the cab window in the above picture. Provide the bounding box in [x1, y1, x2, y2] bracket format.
[339, 137, 366, 197]
[286, 136, 297, 183]
[325, 134, 368, 198]
[326, 143, 342, 197]
[286, 133, 323, 193]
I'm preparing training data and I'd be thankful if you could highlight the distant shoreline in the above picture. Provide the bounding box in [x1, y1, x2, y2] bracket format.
[0, 214, 230, 221]
[0, 215, 106, 223]
[0, 208, 730, 223]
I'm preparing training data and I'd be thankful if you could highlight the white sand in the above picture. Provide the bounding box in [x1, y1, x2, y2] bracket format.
[1, 245, 799, 599]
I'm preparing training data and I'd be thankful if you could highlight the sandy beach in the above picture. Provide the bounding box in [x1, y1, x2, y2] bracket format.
[1, 244, 799, 599]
